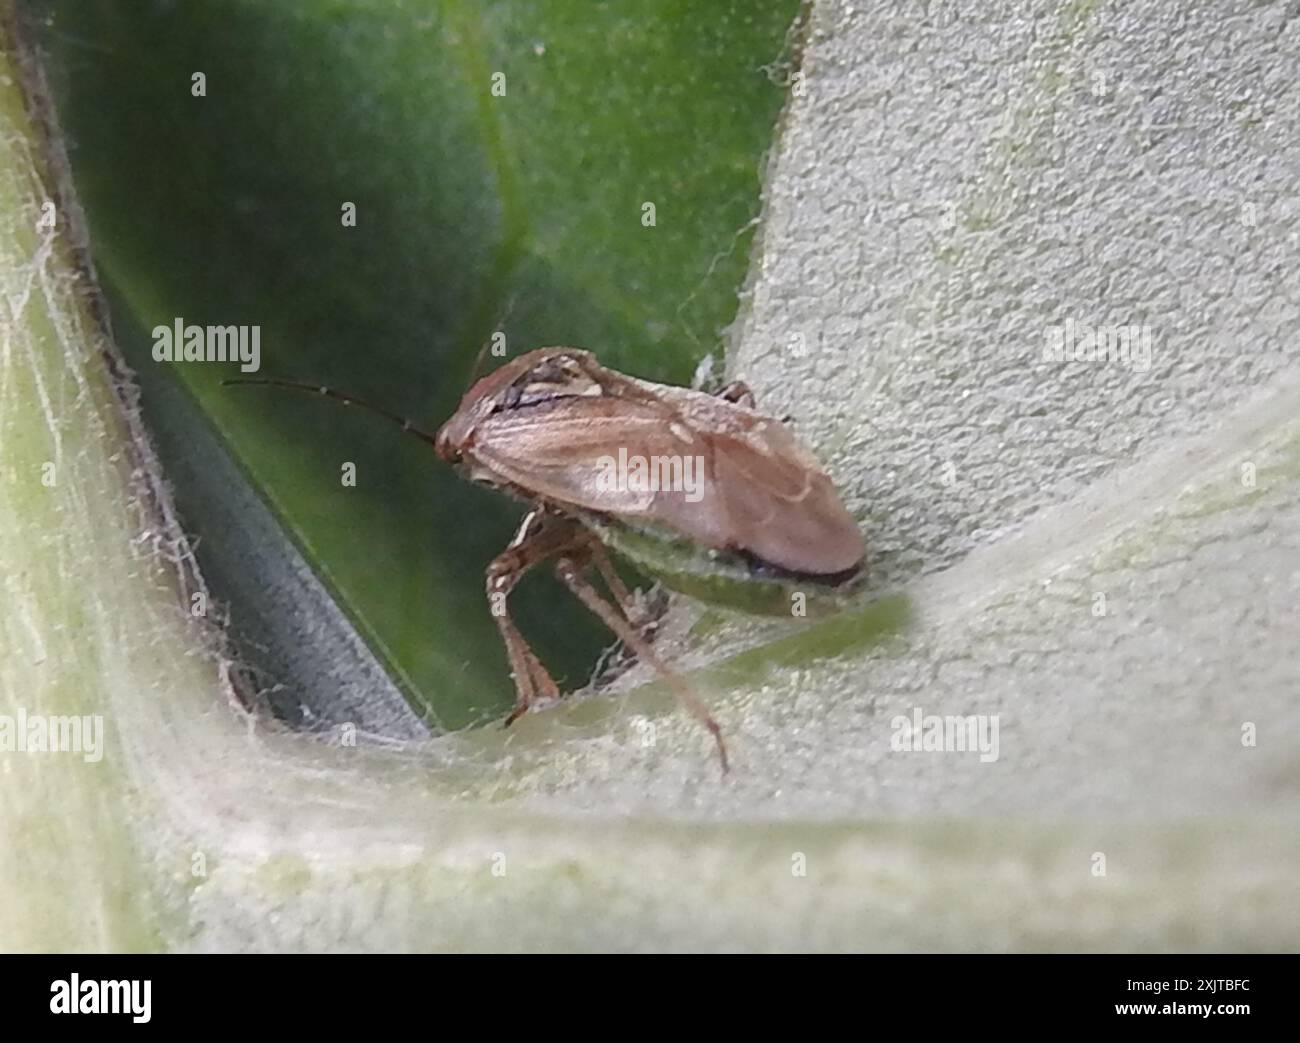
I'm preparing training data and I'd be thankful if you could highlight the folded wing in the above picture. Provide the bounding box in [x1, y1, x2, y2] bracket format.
[471, 394, 864, 578]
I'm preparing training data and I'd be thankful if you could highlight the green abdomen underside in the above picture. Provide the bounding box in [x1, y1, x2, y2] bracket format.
[586, 517, 863, 618]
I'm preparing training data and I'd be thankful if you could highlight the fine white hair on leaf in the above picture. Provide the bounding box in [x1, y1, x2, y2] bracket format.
[690, 352, 717, 392]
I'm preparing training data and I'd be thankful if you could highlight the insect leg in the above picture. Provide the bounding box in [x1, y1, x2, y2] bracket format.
[586, 540, 647, 629]
[714, 380, 756, 408]
[552, 552, 729, 775]
[487, 510, 583, 726]
[713, 378, 796, 422]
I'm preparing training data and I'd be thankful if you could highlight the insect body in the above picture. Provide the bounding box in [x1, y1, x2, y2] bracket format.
[228, 348, 866, 773]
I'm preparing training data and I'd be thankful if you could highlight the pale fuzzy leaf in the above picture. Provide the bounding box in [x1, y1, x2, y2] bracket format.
[3, 1, 1298, 952]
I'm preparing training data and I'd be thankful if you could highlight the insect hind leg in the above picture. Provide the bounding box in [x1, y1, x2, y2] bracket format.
[553, 549, 729, 774]
[586, 539, 659, 635]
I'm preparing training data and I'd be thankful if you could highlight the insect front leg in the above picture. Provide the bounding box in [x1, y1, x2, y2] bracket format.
[487, 509, 584, 726]
[552, 546, 729, 774]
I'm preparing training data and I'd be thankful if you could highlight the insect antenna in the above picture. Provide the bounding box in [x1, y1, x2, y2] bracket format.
[222, 378, 439, 447]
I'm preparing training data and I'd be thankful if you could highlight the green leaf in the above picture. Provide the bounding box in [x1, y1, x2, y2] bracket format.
[30, 0, 803, 727]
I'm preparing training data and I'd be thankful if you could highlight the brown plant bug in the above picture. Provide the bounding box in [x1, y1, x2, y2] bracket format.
[227, 347, 866, 773]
